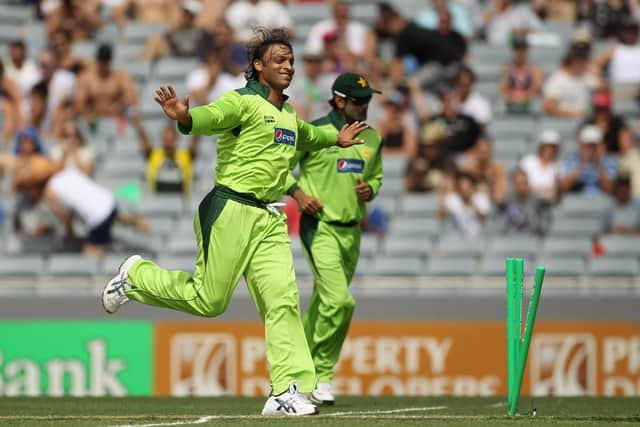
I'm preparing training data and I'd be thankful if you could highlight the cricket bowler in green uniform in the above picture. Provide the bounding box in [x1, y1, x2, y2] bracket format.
[285, 73, 383, 405]
[101, 29, 367, 416]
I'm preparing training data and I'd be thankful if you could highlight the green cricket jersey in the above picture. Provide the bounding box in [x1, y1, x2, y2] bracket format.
[178, 80, 338, 202]
[286, 109, 383, 223]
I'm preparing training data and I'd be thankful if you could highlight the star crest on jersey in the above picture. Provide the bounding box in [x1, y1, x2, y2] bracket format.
[357, 77, 367, 88]
[362, 148, 370, 159]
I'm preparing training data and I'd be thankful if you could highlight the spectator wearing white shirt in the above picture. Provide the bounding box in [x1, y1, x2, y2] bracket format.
[4, 40, 41, 102]
[480, 0, 545, 45]
[543, 48, 593, 119]
[186, 48, 243, 106]
[225, 0, 293, 43]
[520, 130, 560, 202]
[49, 121, 96, 176]
[305, 1, 375, 65]
[455, 66, 492, 127]
[438, 171, 491, 239]
[37, 49, 75, 128]
[594, 18, 640, 90]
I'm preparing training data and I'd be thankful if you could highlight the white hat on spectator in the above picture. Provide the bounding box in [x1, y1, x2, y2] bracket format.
[538, 129, 560, 146]
[181, 0, 201, 15]
[579, 125, 602, 144]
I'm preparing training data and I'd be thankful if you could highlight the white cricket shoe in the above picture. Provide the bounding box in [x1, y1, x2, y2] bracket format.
[261, 383, 319, 416]
[310, 382, 335, 406]
[101, 255, 141, 314]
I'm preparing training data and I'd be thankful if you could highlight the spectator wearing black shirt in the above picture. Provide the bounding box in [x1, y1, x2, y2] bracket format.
[426, 87, 481, 154]
[582, 90, 633, 153]
[406, 121, 457, 193]
[376, 2, 465, 87]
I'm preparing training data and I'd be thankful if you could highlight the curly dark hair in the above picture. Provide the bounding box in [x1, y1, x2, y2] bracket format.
[244, 27, 293, 81]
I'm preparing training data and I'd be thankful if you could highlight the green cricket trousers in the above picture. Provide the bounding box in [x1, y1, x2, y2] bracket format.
[125, 186, 316, 394]
[299, 213, 360, 382]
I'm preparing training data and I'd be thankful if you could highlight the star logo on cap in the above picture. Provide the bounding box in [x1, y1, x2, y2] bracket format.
[357, 77, 367, 87]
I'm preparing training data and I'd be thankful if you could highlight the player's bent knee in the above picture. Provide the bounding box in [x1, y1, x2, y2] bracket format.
[197, 299, 229, 318]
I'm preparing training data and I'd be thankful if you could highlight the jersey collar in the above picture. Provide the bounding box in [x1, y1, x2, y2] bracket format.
[328, 109, 346, 130]
[246, 80, 289, 108]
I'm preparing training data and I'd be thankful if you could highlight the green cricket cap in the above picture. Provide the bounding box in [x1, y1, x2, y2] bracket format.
[332, 72, 381, 100]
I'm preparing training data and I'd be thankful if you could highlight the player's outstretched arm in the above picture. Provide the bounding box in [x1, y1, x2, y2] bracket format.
[154, 85, 192, 129]
[337, 121, 368, 148]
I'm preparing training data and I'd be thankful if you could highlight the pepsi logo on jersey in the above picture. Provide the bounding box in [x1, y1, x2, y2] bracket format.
[337, 159, 364, 173]
[274, 128, 296, 146]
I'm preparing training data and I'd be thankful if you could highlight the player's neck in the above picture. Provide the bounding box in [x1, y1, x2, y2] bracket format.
[259, 77, 285, 106]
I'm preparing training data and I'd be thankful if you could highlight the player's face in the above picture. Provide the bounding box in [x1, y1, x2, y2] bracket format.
[258, 44, 295, 91]
[344, 97, 370, 123]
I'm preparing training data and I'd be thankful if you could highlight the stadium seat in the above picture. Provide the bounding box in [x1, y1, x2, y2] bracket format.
[146, 217, 176, 237]
[557, 193, 612, 218]
[387, 217, 441, 240]
[156, 255, 195, 273]
[588, 256, 640, 277]
[360, 234, 379, 257]
[378, 176, 405, 198]
[540, 237, 592, 258]
[112, 225, 165, 254]
[434, 237, 486, 258]
[537, 256, 586, 277]
[383, 238, 432, 258]
[122, 22, 167, 44]
[426, 256, 476, 276]
[493, 138, 529, 158]
[0, 4, 30, 24]
[154, 57, 201, 81]
[167, 235, 198, 256]
[137, 195, 185, 218]
[370, 256, 424, 276]
[549, 218, 604, 237]
[382, 155, 408, 178]
[399, 193, 439, 218]
[600, 235, 640, 257]
[0, 255, 45, 276]
[290, 237, 305, 257]
[489, 118, 536, 139]
[293, 254, 312, 276]
[47, 254, 99, 276]
[288, 3, 331, 23]
[101, 157, 146, 180]
[487, 236, 539, 259]
[479, 256, 534, 276]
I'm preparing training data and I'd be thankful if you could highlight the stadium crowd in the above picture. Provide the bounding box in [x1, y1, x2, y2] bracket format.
[0, 0, 639, 276]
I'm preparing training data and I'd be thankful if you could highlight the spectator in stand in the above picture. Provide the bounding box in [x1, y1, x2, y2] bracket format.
[136, 121, 198, 195]
[74, 44, 138, 125]
[225, 0, 293, 43]
[209, 18, 247, 76]
[186, 47, 243, 106]
[0, 60, 24, 125]
[0, 93, 19, 148]
[416, 0, 474, 39]
[455, 66, 492, 128]
[46, 0, 102, 41]
[577, 0, 638, 39]
[319, 30, 357, 75]
[460, 136, 507, 205]
[4, 40, 41, 104]
[499, 168, 552, 236]
[112, 0, 182, 26]
[582, 90, 633, 154]
[618, 127, 640, 198]
[288, 47, 337, 122]
[480, 0, 545, 45]
[306, 1, 376, 69]
[10, 128, 51, 197]
[50, 29, 86, 74]
[605, 176, 640, 235]
[438, 171, 491, 239]
[405, 121, 457, 193]
[376, 2, 465, 88]
[13, 178, 58, 245]
[26, 83, 49, 136]
[499, 35, 544, 114]
[594, 18, 640, 92]
[427, 87, 481, 154]
[142, 0, 215, 62]
[543, 48, 594, 118]
[559, 125, 617, 194]
[37, 49, 76, 125]
[520, 129, 561, 202]
[376, 88, 418, 157]
[49, 120, 96, 176]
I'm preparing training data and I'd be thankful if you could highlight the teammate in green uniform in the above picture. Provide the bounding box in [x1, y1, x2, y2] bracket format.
[285, 72, 383, 405]
[101, 29, 366, 416]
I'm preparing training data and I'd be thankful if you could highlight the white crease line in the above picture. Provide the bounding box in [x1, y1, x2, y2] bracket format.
[109, 406, 448, 427]
[328, 406, 448, 416]
[110, 416, 216, 427]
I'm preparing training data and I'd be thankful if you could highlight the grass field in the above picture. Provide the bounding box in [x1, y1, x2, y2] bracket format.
[1, 396, 640, 427]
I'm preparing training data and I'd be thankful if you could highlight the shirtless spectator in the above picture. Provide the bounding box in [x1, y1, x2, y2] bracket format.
[0, 61, 24, 125]
[26, 83, 49, 136]
[142, 0, 215, 62]
[46, 0, 102, 41]
[499, 35, 544, 114]
[460, 136, 507, 205]
[543, 48, 594, 119]
[112, 0, 182, 26]
[0, 95, 18, 148]
[50, 29, 85, 74]
[74, 45, 138, 124]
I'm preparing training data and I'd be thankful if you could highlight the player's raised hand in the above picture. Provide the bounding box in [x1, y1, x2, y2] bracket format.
[292, 189, 324, 215]
[354, 178, 372, 201]
[336, 121, 368, 148]
[154, 85, 191, 125]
